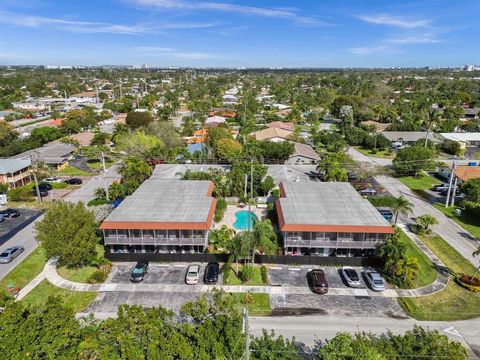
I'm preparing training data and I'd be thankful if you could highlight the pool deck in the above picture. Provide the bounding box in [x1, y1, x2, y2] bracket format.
[214, 204, 267, 231]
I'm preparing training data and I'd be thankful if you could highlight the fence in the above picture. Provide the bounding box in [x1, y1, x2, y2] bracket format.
[105, 251, 381, 267]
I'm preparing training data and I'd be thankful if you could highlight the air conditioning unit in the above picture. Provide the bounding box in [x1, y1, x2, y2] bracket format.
[0, 194, 7, 206]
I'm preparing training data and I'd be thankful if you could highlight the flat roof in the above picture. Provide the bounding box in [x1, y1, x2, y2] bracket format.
[0, 158, 31, 174]
[100, 179, 216, 230]
[276, 182, 393, 233]
[440, 133, 480, 142]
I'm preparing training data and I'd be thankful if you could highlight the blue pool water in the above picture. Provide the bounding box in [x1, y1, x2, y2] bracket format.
[233, 210, 257, 231]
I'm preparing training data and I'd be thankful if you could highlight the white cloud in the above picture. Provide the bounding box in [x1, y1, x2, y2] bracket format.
[132, 46, 221, 60]
[388, 35, 441, 44]
[350, 45, 397, 55]
[358, 14, 430, 28]
[0, 10, 217, 34]
[129, 0, 328, 25]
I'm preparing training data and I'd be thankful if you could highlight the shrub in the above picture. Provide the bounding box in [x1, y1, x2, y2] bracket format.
[455, 276, 480, 292]
[87, 270, 108, 284]
[87, 199, 108, 207]
[221, 262, 231, 283]
[411, 224, 425, 235]
[240, 265, 255, 282]
[8, 187, 34, 202]
[214, 197, 227, 222]
[260, 266, 268, 284]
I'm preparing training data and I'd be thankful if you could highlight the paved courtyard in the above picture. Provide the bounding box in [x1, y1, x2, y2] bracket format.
[215, 205, 266, 230]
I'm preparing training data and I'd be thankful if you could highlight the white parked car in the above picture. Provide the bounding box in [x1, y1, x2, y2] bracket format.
[364, 270, 386, 292]
[44, 177, 62, 183]
[185, 263, 201, 285]
[341, 266, 361, 287]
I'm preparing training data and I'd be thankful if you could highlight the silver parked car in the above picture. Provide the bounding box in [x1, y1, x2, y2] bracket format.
[185, 263, 201, 285]
[364, 270, 386, 292]
[0, 246, 25, 264]
[341, 266, 361, 287]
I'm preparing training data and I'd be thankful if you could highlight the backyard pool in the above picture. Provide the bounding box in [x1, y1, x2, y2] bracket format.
[233, 210, 258, 231]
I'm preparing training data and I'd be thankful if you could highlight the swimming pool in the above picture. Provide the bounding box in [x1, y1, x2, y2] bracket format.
[233, 210, 257, 231]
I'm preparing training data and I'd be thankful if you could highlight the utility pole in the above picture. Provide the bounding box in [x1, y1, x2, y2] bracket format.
[244, 174, 248, 199]
[101, 152, 110, 201]
[29, 153, 42, 203]
[243, 307, 250, 360]
[451, 176, 458, 207]
[95, 86, 100, 104]
[445, 156, 456, 208]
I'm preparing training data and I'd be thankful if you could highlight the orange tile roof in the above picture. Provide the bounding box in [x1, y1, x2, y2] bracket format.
[48, 118, 64, 126]
[454, 166, 480, 182]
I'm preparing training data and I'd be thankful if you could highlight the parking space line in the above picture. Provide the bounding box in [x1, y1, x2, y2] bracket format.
[354, 288, 369, 297]
[269, 266, 282, 270]
[174, 264, 187, 268]
[288, 268, 301, 271]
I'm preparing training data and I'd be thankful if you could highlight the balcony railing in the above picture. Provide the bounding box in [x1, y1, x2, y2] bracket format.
[284, 238, 380, 249]
[104, 236, 206, 246]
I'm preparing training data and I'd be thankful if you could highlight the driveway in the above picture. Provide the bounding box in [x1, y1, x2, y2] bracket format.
[375, 175, 479, 266]
[347, 146, 393, 167]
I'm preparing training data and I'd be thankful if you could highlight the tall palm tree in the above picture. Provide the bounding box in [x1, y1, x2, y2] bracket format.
[251, 220, 278, 266]
[392, 195, 414, 224]
[470, 247, 480, 281]
[227, 233, 250, 274]
[424, 109, 441, 147]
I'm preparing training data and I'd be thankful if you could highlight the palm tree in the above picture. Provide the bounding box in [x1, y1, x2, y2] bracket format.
[226, 233, 250, 274]
[416, 214, 438, 233]
[250, 220, 278, 266]
[424, 109, 441, 147]
[394, 257, 420, 286]
[392, 195, 414, 224]
[209, 225, 234, 250]
[470, 247, 480, 281]
[377, 230, 407, 274]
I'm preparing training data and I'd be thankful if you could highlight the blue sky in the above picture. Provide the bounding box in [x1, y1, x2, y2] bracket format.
[0, 0, 478, 67]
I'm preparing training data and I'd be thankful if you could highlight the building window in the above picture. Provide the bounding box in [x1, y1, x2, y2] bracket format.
[130, 229, 142, 238]
[338, 233, 352, 241]
[325, 232, 337, 241]
[353, 233, 364, 242]
[117, 229, 128, 238]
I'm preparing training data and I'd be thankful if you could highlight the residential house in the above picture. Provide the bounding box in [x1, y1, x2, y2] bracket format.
[11, 141, 75, 169]
[252, 127, 293, 142]
[0, 159, 32, 188]
[438, 164, 480, 186]
[438, 133, 480, 149]
[360, 120, 388, 132]
[267, 121, 295, 132]
[382, 131, 439, 147]
[287, 142, 320, 165]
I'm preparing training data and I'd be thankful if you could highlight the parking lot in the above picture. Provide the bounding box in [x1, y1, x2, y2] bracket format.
[0, 208, 43, 246]
[90, 262, 405, 317]
[110, 263, 224, 285]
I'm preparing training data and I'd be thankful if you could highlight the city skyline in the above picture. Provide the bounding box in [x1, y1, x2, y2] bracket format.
[0, 0, 479, 67]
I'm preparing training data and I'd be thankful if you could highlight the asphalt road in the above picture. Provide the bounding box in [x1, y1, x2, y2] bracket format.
[0, 163, 121, 282]
[250, 314, 480, 358]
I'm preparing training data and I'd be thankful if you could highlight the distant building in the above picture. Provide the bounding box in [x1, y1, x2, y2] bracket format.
[267, 121, 295, 132]
[10, 141, 75, 169]
[287, 142, 320, 165]
[382, 131, 439, 147]
[438, 133, 480, 149]
[252, 127, 293, 142]
[0, 158, 32, 188]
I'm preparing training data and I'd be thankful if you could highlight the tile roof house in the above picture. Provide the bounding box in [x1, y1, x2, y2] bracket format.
[252, 127, 293, 142]
[267, 121, 295, 132]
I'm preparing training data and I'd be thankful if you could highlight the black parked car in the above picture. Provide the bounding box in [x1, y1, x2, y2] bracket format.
[130, 262, 148, 282]
[32, 188, 48, 197]
[307, 269, 329, 294]
[203, 262, 219, 284]
[38, 182, 53, 191]
[64, 178, 83, 185]
[0, 208, 20, 218]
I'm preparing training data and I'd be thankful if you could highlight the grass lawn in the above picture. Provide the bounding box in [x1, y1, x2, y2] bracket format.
[22, 280, 97, 313]
[397, 230, 437, 288]
[87, 159, 115, 171]
[232, 293, 271, 316]
[397, 172, 440, 191]
[58, 166, 91, 177]
[433, 203, 480, 239]
[0, 247, 47, 293]
[223, 266, 265, 286]
[57, 266, 98, 283]
[57, 245, 106, 283]
[353, 145, 394, 159]
[398, 234, 480, 320]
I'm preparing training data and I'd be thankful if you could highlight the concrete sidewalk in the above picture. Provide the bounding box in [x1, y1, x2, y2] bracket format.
[375, 175, 479, 266]
[39, 254, 448, 299]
